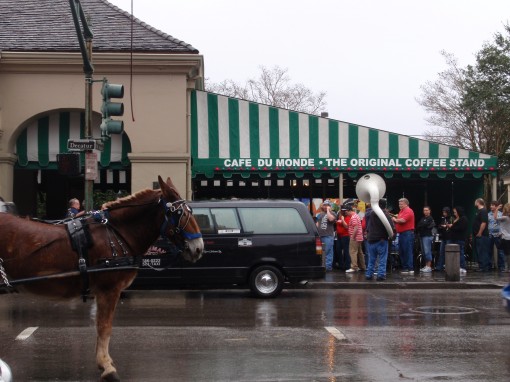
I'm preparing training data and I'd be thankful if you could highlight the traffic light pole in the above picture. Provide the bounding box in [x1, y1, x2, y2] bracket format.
[69, 0, 94, 211]
[69, 1, 124, 211]
[84, 34, 94, 212]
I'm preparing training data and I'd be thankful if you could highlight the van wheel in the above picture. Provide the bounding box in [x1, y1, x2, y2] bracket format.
[249, 265, 284, 298]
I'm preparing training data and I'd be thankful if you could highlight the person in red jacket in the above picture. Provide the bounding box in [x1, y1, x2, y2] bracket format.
[335, 206, 351, 270]
[392, 198, 415, 274]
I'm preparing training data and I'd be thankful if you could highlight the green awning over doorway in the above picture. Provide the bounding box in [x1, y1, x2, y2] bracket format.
[15, 111, 131, 169]
[191, 90, 498, 178]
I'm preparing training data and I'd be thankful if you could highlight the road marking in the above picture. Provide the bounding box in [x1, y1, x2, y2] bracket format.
[16, 326, 38, 341]
[325, 326, 347, 341]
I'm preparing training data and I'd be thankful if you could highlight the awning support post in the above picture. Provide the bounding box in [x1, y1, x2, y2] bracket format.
[339, 173, 344, 204]
[492, 175, 497, 202]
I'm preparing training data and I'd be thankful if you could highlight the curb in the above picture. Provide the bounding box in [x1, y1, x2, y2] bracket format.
[295, 281, 505, 290]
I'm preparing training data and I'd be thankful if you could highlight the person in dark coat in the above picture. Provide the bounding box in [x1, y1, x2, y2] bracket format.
[472, 198, 490, 271]
[435, 207, 454, 271]
[446, 206, 469, 274]
[365, 199, 395, 281]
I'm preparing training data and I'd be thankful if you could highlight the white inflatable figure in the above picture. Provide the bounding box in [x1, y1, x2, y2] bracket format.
[0, 358, 12, 382]
[355, 173, 394, 238]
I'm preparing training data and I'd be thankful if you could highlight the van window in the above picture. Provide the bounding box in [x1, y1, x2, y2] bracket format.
[193, 207, 242, 234]
[238, 207, 308, 234]
[211, 208, 241, 234]
[192, 208, 215, 234]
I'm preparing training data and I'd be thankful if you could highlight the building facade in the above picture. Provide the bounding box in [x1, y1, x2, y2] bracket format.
[0, 0, 499, 221]
[0, 0, 203, 217]
[191, 90, 498, 218]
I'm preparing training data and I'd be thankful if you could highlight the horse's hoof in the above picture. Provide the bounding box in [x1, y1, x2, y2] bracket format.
[100, 371, 120, 382]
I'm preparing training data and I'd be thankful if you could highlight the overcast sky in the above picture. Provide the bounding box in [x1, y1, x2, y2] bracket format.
[108, 0, 510, 138]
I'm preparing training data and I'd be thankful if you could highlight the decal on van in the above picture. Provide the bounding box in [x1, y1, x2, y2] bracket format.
[238, 238, 253, 247]
[218, 229, 241, 234]
[142, 258, 161, 267]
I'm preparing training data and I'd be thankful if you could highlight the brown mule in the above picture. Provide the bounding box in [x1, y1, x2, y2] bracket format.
[0, 176, 203, 381]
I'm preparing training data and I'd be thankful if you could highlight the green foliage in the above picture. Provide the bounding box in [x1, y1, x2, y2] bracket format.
[463, 24, 510, 161]
[92, 189, 129, 210]
[37, 192, 46, 219]
[418, 24, 510, 172]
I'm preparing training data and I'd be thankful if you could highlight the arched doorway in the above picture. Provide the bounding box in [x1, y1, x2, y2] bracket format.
[13, 110, 131, 218]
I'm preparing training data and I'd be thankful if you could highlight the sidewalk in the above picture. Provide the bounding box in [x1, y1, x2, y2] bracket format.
[303, 269, 510, 290]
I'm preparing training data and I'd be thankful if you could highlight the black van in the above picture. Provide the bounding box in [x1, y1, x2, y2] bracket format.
[132, 200, 325, 298]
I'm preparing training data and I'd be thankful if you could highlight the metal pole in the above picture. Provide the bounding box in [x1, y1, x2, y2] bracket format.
[69, 0, 94, 211]
[84, 36, 94, 211]
[339, 173, 344, 203]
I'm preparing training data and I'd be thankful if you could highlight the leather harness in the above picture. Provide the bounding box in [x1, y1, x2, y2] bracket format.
[0, 196, 201, 300]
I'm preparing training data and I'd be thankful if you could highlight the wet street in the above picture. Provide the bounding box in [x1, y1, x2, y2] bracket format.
[1, 288, 509, 381]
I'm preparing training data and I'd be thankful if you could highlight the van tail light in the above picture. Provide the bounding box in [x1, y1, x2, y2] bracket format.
[315, 237, 323, 255]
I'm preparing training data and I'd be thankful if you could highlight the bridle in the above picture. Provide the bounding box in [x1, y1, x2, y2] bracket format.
[94, 195, 202, 251]
[158, 197, 202, 242]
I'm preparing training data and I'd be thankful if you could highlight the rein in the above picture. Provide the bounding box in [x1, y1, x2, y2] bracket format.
[100, 195, 202, 246]
[0, 194, 202, 296]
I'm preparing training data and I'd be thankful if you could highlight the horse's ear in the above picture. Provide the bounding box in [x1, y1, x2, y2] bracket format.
[158, 176, 173, 196]
[166, 176, 176, 189]
[157, 175, 165, 190]
[158, 176, 180, 199]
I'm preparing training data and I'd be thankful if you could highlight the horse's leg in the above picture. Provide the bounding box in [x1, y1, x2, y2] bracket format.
[95, 289, 122, 382]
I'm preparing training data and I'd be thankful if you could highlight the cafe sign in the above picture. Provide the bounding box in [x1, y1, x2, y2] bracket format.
[222, 157, 491, 169]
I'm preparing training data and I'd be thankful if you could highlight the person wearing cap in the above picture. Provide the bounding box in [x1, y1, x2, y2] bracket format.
[316, 200, 338, 271]
[435, 207, 453, 271]
[335, 205, 351, 270]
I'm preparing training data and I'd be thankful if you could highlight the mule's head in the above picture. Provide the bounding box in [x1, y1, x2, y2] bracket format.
[157, 176, 203, 263]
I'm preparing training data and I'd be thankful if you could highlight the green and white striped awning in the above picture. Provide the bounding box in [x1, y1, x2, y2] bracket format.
[191, 90, 497, 178]
[16, 111, 131, 169]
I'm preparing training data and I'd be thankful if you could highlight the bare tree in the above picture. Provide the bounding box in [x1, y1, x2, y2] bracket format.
[416, 51, 479, 150]
[206, 66, 327, 115]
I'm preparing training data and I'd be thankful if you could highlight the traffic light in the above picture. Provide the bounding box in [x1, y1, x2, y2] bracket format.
[100, 78, 124, 136]
[57, 153, 81, 176]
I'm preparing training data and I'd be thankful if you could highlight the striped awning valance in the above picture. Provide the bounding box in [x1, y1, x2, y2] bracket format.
[15, 111, 131, 169]
[191, 90, 498, 178]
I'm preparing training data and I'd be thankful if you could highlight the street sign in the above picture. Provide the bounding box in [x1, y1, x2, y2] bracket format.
[67, 139, 103, 151]
[94, 140, 104, 152]
[85, 152, 98, 180]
